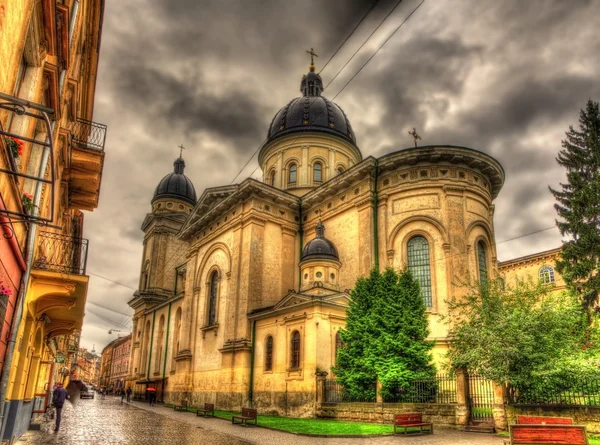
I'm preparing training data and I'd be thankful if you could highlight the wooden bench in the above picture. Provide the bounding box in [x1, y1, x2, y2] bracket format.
[508, 424, 588, 445]
[232, 408, 257, 426]
[173, 399, 188, 412]
[517, 415, 574, 425]
[393, 413, 433, 435]
[196, 403, 215, 417]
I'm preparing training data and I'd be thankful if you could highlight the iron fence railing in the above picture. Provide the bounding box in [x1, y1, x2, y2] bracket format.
[507, 380, 600, 406]
[71, 118, 107, 152]
[383, 374, 457, 404]
[33, 231, 89, 275]
[324, 379, 376, 403]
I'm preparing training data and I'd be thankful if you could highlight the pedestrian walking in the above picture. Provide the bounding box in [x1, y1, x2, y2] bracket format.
[51, 381, 69, 433]
[147, 388, 156, 406]
[120, 389, 125, 404]
[126, 387, 132, 403]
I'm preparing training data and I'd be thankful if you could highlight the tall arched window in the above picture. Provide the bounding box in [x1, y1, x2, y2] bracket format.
[337, 166, 344, 175]
[142, 320, 151, 374]
[265, 336, 273, 371]
[539, 265, 555, 284]
[155, 315, 165, 372]
[313, 162, 322, 183]
[477, 241, 488, 284]
[208, 271, 218, 325]
[288, 164, 297, 185]
[407, 236, 432, 307]
[172, 307, 182, 369]
[335, 331, 343, 365]
[290, 330, 300, 369]
[269, 170, 276, 186]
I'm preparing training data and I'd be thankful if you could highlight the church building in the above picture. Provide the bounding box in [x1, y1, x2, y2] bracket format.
[125, 59, 553, 417]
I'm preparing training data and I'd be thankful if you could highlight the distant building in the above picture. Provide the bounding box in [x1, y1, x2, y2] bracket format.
[498, 247, 566, 294]
[110, 334, 132, 392]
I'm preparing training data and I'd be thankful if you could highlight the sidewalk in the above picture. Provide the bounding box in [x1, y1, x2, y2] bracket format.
[129, 399, 506, 445]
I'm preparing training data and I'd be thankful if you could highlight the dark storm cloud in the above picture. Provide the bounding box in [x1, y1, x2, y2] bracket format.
[80, 0, 600, 350]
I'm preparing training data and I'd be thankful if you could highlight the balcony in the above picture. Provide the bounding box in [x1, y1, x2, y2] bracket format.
[69, 118, 106, 211]
[33, 231, 88, 275]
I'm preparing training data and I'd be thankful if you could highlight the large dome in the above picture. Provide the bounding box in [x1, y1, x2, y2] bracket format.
[152, 157, 197, 206]
[266, 66, 356, 146]
[301, 221, 339, 262]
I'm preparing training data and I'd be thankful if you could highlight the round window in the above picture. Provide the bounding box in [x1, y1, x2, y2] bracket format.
[179, 204, 184, 210]
[330, 273, 335, 280]
[304, 273, 308, 280]
[167, 203, 173, 209]
[316, 271, 322, 278]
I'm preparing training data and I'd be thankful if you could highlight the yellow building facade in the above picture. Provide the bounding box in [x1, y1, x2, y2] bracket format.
[0, 0, 105, 441]
[126, 63, 518, 416]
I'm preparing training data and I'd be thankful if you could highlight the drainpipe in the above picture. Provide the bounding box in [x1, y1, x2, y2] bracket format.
[298, 200, 303, 289]
[372, 159, 379, 272]
[69, 1, 80, 45]
[248, 320, 256, 408]
[146, 311, 156, 380]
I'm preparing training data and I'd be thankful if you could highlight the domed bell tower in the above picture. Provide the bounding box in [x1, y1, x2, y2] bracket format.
[299, 221, 341, 292]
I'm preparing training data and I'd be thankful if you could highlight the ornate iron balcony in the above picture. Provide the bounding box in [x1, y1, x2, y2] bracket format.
[33, 231, 89, 275]
[71, 118, 107, 152]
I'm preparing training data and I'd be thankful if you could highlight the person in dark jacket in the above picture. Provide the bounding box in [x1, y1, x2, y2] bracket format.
[52, 382, 69, 432]
[126, 387, 132, 403]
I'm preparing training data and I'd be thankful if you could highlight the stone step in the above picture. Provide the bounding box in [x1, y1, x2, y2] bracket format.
[464, 425, 496, 434]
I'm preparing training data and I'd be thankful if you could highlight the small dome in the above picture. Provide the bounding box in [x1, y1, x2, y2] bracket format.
[152, 157, 197, 206]
[266, 66, 357, 146]
[301, 221, 339, 262]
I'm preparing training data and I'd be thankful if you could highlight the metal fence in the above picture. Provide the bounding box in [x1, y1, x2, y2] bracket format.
[33, 231, 89, 275]
[507, 379, 600, 406]
[71, 118, 107, 152]
[383, 374, 457, 404]
[324, 379, 376, 403]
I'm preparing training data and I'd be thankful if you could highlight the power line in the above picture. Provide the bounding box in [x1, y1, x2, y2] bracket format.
[87, 301, 132, 318]
[496, 226, 557, 244]
[88, 271, 137, 291]
[319, 0, 380, 74]
[85, 307, 131, 329]
[325, 0, 404, 89]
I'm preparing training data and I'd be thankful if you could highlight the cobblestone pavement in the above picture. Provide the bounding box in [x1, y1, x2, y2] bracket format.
[18, 396, 506, 445]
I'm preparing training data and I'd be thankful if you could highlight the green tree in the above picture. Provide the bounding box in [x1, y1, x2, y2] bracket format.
[549, 99, 600, 316]
[445, 279, 587, 388]
[333, 268, 435, 400]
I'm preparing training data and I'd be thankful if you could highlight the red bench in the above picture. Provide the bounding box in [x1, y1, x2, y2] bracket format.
[508, 424, 588, 445]
[393, 413, 433, 435]
[196, 403, 215, 417]
[517, 415, 574, 425]
[232, 407, 257, 426]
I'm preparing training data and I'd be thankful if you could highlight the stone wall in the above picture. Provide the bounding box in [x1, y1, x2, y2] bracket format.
[317, 402, 459, 428]
[505, 405, 600, 434]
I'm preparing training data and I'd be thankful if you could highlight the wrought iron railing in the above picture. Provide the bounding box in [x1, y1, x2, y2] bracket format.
[507, 379, 600, 406]
[71, 118, 107, 152]
[383, 374, 458, 404]
[33, 231, 89, 275]
[324, 379, 376, 403]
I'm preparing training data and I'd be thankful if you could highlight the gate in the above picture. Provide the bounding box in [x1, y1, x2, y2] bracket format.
[32, 361, 54, 413]
[466, 373, 494, 423]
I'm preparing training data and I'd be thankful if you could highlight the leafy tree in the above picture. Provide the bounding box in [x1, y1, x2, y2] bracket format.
[333, 268, 435, 400]
[549, 99, 600, 316]
[445, 278, 588, 389]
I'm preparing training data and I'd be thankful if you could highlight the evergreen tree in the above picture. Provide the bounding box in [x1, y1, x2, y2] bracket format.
[333, 268, 435, 400]
[549, 99, 600, 316]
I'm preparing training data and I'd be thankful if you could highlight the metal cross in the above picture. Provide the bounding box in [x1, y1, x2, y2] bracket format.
[178, 144, 185, 158]
[306, 48, 318, 65]
[408, 127, 422, 147]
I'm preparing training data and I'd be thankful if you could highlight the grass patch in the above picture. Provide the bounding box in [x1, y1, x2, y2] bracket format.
[589, 436, 600, 445]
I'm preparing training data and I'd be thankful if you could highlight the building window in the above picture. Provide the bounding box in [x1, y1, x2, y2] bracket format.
[290, 330, 300, 369]
[313, 162, 322, 183]
[208, 271, 218, 325]
[407, 236, 432, 307]
[477, 241, 488, 285]
[288, 164, 297, 185]
[335, 331, 343, 365]
[337, 166, 344, 175]
[269, 170, 276, 186]
[265, 336, 273, 372]
[539, 265, 555, 284]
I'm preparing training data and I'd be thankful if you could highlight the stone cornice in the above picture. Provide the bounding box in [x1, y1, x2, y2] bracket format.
[498, 246, 562, 270]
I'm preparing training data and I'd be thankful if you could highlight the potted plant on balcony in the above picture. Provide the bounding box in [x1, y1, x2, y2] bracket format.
[4, 136, 24, 168]
[21, 192, 34, 214]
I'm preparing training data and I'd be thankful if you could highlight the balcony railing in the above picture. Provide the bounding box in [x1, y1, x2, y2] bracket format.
[71, 118, 107, 152]
[33, 231, 89, 275]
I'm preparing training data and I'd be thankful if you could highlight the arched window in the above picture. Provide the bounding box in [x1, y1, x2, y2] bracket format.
[288, 164, 297, 185]
[290, 330, 300, 369]
[208, 271, 218, 325]
[477, 241, 488, 284]
[142, 320, 151, 374]
[172, 308, 182, 369]
[265, 336, 273, 371]
[337, 166, 344, 175]
[539, 265, 555, 284]
[155, 315, 165, 372]
[335, 331, 343, 365]
[269, 170, 276, 186]
[407, 236, 432, 307]
[313, 162, 322, 183]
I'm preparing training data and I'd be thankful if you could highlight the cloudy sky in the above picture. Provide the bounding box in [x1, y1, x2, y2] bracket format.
[79, 0, 600, 351]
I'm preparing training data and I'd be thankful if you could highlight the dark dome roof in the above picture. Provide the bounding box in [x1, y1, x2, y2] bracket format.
[301, 221, 339, 262]
[267, 66, 356, 145]
[152, 157, 197, 206]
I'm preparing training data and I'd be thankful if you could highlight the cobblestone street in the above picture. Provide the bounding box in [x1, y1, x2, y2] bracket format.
[17, 397, 505, 445]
